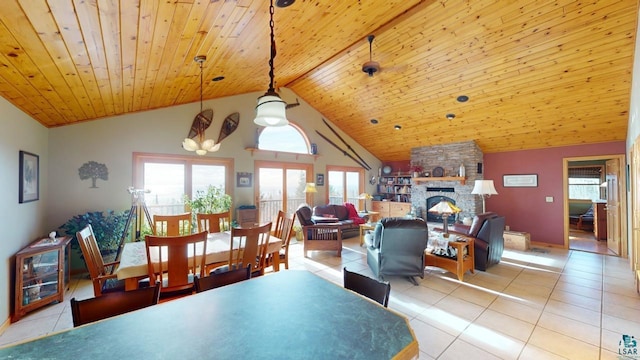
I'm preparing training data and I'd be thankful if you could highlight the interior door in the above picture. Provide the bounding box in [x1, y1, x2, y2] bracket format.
[256, 161, 312, 225]
[606, 159, 621, 255]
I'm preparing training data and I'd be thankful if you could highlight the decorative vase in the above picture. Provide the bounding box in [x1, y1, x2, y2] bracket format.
[413, 172, 420, 178]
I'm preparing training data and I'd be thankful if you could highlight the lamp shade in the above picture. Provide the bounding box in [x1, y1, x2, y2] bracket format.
[428, 199, 461, 215]
[358, 193, 372, 199]
[254, 94, 288, 127]
[471, 180, 498, 195]
[304, 183, 317, 193]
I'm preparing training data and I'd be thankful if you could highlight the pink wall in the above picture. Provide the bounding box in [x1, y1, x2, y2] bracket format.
[484, 141, 625, 246]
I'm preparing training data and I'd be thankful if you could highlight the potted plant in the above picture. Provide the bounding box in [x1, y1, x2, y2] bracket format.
[183, 185, 232, 226]
[409, 164, 423, 178]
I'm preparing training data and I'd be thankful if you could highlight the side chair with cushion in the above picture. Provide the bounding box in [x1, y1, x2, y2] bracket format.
[197, 211, 231, 233]
[451, 212, 505, 271]
[343, 267, 390, 307]
[265, 211, 296, 270]
[144, 231, 208, 297]
[76, 224, 125, 297]
[296, 205, 344, 257]
[194, 265, 251, 293]
[211, 222, 271, 278]
[153, 212, 192, 236]
[365, 217, 428, 285]
[70, 282, 160, 327]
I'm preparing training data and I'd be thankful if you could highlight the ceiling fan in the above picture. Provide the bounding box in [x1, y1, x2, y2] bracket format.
[362, 34, 380, 77]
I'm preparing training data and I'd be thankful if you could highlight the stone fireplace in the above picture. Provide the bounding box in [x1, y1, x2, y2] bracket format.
[410, 141, 484, 222]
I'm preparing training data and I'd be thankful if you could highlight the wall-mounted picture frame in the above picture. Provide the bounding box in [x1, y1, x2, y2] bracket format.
[236, 172, 253, 188]
[316, 173, 324, 186]
[503, 174, 538, 188]
[19, 150, 39, 203]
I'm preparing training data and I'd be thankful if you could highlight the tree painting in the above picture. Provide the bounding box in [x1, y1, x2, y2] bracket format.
[79, 161, 109, 188]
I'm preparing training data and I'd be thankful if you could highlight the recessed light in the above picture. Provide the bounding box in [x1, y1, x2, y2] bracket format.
[212, 76, 225, 82]
[370, 119, 379, 124]
[394, 125, 402, 130]
[457, 95, 469, 102]
[446, 113, 456, 120]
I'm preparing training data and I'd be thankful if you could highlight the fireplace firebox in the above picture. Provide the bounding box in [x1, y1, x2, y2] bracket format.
[426, 196, 457, 223]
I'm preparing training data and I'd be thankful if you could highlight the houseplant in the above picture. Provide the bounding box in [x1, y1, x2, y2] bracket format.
[409, 164, 423, 177]
[59, 210, 129, 263]
[183, 185, 232, 226]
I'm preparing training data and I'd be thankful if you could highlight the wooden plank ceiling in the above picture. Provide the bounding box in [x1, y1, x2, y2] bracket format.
[0, 0, 636, 161]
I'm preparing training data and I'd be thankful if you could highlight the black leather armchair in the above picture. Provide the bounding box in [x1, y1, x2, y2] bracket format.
[365, 217, 428, 285]
[451, 212, 505, 271]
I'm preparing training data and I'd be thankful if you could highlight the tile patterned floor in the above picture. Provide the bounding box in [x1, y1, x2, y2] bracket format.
[1, 237, 639, 359]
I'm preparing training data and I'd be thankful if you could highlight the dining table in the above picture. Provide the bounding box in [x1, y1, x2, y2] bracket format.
[0, 270, 418, 359]
[115, 231, 283, 290]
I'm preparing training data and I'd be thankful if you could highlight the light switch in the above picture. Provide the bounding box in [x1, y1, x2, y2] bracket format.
[546, 196, 554, 202]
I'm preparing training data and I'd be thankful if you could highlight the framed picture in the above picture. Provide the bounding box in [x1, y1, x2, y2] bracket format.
[236, 172, 252, 188]
[503, 174, 538, 188]
[316, 173, 324, 186]
[19, 151, 39, 203]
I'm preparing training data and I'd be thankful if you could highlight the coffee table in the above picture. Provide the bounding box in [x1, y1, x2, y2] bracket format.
[424, 237, 474, 281]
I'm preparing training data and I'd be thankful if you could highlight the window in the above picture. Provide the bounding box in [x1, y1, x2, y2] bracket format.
[133, 153, 233, 217]
[255, 161, 312, 223]
[326, 166, 364, 206]
[258, 123, 310, 154]
[568, 166, 604, 201]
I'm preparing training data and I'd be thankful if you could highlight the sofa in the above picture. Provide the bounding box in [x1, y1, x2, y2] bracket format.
[450, 212, 505, 271]
[365, 217, 428, 285]
[310, 203, 367, 239]
[569, 206, 594, 231]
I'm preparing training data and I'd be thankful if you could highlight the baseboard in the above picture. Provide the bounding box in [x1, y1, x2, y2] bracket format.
[0, 316, 10, 336]
[529, 241, 565, 249]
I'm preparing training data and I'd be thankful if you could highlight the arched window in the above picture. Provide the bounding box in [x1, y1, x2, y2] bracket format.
[258, 123, 310, 153]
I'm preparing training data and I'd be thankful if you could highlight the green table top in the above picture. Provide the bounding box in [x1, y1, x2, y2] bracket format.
[0, 270, 418, 359]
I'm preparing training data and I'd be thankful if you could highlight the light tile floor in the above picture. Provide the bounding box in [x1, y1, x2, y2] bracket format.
[1, 237, 639, 359]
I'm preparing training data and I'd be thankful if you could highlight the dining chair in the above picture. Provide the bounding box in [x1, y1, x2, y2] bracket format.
[144, 231, 208, 296]
[196, 211, 231, 233]
[211, 222, 271, 277]
[194, 265, 251, 293]
[343, 267, 391, 307]
[153, 212, 192, 236]
[76, 224, 125, 297]
[265, 211, 296, 270]
[70, 282, 160, 327]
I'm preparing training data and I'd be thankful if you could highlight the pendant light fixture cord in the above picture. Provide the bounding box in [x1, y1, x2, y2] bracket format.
[267, 0, 276, 94]
[198, 57, 204, 143]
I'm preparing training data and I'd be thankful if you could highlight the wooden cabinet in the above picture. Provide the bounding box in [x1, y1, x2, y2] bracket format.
[376, 174, 412, 202]
[371, 201, 412, 219]
[13, 236, 71, 322]
[593, 201, 607, 241]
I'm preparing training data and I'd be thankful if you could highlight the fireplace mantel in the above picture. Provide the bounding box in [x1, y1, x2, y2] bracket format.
[413, 176, 466, 185]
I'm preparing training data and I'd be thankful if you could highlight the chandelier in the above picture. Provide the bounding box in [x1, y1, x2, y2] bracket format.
[182, 55, 220, 155]
[253, 0, 294, 127]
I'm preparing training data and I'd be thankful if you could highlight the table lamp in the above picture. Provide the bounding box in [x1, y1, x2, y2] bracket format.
[304, 183, 317, 193]
[428, 199, 461, 236]
[471, 180, 498, 213]
[358, 193, 373, 213]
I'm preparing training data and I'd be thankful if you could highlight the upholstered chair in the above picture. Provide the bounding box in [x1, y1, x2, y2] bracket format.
[451, 212, 505, 271]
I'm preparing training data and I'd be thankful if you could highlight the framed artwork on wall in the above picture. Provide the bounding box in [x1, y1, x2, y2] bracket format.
[19, 151, 39, 203]
[316, 173, 324, 186]
[236, 172, 252, 188]
[503, 174, 538, 188]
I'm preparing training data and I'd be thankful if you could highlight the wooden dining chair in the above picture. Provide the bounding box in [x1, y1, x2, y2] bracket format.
[153, 212, 192, 236]
[265, 212, 296, 270]
[70, 283, 160, 327]
[211, 222, 271, 277]
[196, 211, 231, 233]
[343, 267, 391, 307]
[194, 265, 251, 293]
[76, 224, 125, 297]
[144, 231, 208, 296]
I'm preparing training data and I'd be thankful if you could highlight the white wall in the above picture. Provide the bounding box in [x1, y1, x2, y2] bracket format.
[0, 97, 49, 324]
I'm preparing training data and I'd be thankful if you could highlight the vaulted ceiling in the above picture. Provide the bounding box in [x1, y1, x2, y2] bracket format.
[0, 0, 636, 161]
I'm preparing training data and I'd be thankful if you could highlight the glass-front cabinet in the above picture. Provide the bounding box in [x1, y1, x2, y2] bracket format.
[13, 236, 71, 322]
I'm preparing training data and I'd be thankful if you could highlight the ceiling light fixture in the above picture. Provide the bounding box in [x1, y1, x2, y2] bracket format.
[182, 55, 220, 155]
[446, 113, 456, 120]
[370, 119, 379, 124]
[254, 0, 290, 127]
[394, 125, 402, 130]
[457, 95, 469, 102]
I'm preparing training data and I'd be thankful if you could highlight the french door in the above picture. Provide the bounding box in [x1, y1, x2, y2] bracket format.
[255, 161, 313, 224]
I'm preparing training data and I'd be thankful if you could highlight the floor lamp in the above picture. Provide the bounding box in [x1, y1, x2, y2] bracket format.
[471, 180, 498, 213]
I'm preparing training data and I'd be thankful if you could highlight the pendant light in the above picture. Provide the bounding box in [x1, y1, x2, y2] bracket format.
[253, 0, 290, 127]
[183, 55, 220, 155]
